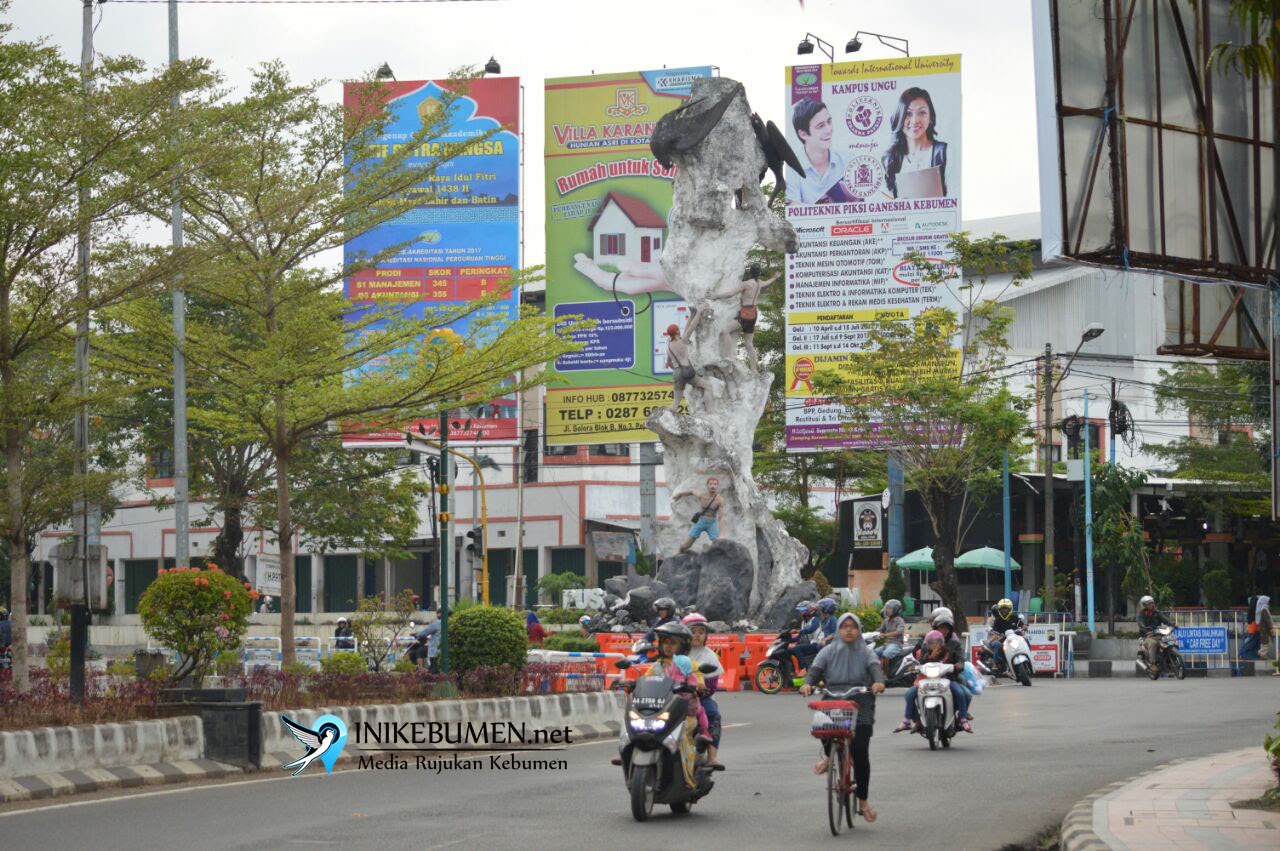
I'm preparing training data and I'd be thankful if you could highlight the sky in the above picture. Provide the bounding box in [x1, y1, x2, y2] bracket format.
[8, 0, 1041, 267]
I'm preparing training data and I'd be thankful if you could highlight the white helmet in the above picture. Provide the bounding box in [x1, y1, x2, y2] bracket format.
[930, 606, 953, 625]
[1139, 595, 1155, 609]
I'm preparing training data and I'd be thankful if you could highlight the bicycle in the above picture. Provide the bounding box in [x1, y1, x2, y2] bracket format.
[807, 686, 868, 836]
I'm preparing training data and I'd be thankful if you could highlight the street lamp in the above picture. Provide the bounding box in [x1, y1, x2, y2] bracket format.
[797, 33, 835, 63]
[1042, 323, 1104, 618]
[845, 31, 910, 56]
[483, 56, 502, 75]
[375, 62, 395, 81]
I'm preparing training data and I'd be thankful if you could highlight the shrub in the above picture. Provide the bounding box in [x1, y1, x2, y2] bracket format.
[321, 651, 368, 675]
[282, 661, 313, 677]
[46, 631, 70, 681]
[215, 650, 242, 677]
[448, 605, 527, 675]
[813, 571, 833, 597]
[543, 632, 599, 652]
[449, 597, 480, 615]
[138, 565, 254, 682]
[540, 606, 598, 624]
[1201, 568, 1233, 610]
[392, 656, 417, 673]
[537, 571, 585, 601]
[882, 560, 908, 603]
[106, 659, 135, 680]
[461, 663, 520, 697]
[349, 589, 416, 672]
[853, 605, 882, 632]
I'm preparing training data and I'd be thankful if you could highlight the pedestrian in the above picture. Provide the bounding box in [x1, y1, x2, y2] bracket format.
[526, 610, 546, 645]
[414, 611, 441, 673]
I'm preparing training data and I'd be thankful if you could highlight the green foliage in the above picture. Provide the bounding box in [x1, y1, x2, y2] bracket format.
[449, 597, 480, 615]
[106, 659, 136, 680]
[1201, 567, 1233, 610]
[537, 572, 586, 601]
[539, 606, 597, 624]
[45, 631, 70, 681]
[138, 566, 254, 681]
[853, 605, 882, 633]
[349, 589, 416, 673]
[634, 551, 654, 577]
[392, 656, 417, 673]
[775, 503, 837, 574]
[448, 605, 527, 676]
[215, 650, 242, 678]
[1148, 553, 1200, 607]
[543, 632, 600, 652]
[812, 571, 833, 597]
[282, 661, 313, 677]
[882, 560, 908, 604]
[321, 651, 368, 675]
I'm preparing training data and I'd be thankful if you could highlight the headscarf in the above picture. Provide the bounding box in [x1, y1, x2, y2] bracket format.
[835, 612, 867, 651]
[1258, 596, 1271, 622]
[526, 611, 541, 627]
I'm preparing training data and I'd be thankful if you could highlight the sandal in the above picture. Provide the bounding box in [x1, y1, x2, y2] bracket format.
[892, 719, 912, 733]
[861, 803, 878, 823]
[959, 718, 973, 733]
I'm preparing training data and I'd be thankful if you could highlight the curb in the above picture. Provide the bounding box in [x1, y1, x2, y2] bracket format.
[1059, 755, 1196, 851]
[0, 758, 244, 806]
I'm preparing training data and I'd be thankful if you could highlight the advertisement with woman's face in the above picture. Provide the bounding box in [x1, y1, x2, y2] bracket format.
[783, 58, 961, 206]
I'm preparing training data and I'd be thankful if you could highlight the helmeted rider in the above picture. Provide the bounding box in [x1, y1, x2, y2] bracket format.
[897, 607, 973, 733]
[578, 615, 594, 638]
[1136, 595, 1175, 669]
[984, 598, 1026, 672]
[815, 598, 839, 645]
[682, 613, 725, 768]
[791, 600, 824, 669]
[876, 599, 906, 670]
[645, 621, 714, 751]
[333, 616, 355, 649]
[642, 597, 678, 644]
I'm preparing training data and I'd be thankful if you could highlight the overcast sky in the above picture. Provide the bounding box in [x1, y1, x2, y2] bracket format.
[10, 0, 1039, 266]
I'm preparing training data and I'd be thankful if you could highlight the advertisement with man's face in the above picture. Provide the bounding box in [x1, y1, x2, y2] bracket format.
[782, 56, 962, 451]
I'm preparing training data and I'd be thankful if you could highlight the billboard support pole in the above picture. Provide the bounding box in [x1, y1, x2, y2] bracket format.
[1043, 343, 1056, 613]
[1272, 16, 1280, 524]
[886, 456, 904, 559]
[639, 442, 658, 572]
[438, 409, 450, 673]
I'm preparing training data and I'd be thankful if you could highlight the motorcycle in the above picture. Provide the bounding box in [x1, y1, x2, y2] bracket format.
[753, 631, 817, 694]
[611, 659, 720, 821]
[912, 660, 957, 751]
[1138, 625, 1184, 680]
[0, 644, 9, 671]
[864, 631, 917, 689]
[975, 629, 1035, 687]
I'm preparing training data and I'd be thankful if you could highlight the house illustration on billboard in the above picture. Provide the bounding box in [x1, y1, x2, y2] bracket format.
[587, 192, 666, 269]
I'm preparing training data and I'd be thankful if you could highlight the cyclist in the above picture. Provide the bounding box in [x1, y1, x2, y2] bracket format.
[984, 597, 1025, 673]
[645, 621, 713, 751]
[682, 613, 725, 768]
[799, 612, 885, 824]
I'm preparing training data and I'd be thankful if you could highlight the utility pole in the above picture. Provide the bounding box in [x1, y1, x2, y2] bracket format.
[1084, 391, 1096, 633]
[1108, 377, 1117, 465]
[639, 442, 658, 572]
[70, 0, 98, 705]
[438, 408, 450, 673]
[169, 0, 190, 569]
[1042, 342, 1056, 613]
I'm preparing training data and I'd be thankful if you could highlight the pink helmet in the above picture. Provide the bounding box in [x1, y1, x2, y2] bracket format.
[924, 629, 945, 644]
[681, 613, 708, 628]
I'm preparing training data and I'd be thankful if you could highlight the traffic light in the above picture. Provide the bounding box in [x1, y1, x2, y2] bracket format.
[465, 528, 483, 561]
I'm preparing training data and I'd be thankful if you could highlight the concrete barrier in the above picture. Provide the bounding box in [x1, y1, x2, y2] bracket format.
[0, 716, 204, 780]
[262, 691, 626, 759]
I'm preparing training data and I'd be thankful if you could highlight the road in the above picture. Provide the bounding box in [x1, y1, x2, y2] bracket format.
[1, 677, 1275, 850]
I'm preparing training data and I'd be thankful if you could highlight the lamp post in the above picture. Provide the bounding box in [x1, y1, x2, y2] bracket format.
[1042, 323, 1103, 615]
[845, 31, 910, 56]
[1083, 390, 1096, 633]
[796, 33, 836, 63]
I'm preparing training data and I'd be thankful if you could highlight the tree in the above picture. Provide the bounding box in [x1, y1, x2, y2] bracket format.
[1092, 462, 1154, 619]
[121, 64, 581, 663]
[772, 502, 836, 576]
[0, 11, 218, 690]
[348, 588, 416, 672]
[881, 559, 908, 604]
[818, 234, 1035, 632]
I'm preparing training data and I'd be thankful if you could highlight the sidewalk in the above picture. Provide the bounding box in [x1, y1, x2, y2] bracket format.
[1061, 748, 1279, 850]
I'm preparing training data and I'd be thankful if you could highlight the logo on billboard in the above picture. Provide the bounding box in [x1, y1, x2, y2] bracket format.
[606, 88, 649, 118]
[841, 156, 884, 200]
[791, 357, 815, 392]
[845, 96, 883, 136]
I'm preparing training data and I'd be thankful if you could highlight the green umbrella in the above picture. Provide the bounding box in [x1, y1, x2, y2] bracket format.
[896, 547, 935, 571]
[955, 547, 1020, 571]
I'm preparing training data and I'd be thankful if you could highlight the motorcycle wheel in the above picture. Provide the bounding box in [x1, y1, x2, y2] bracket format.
[1169, 650, 1185, 680]
[669, 801, 690, 815]
[925, 708, 942, 751]
[754, 662, 783, 694]
[827, 742, 845, 836]
[629, 764, 655, 822]
[1017, 663, 1032, 687]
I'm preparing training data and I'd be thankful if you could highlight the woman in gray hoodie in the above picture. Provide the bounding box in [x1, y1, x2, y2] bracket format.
[800, 612, 886, 823]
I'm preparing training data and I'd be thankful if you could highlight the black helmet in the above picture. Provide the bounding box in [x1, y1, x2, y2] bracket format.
[654, 597, 676, 614]
[652, 621, 693, 655]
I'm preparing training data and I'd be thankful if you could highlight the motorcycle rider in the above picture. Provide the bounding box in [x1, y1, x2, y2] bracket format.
[644, 622, 714, 753]
[333, 616, 355, 650]
[896, 609, 973, 733]
[816, 598, 839, 645]
[1137, 595, 1175, 669]
[578, 615, 594, 638]
[791, 600, 824, 669]
[642, 597, 678, 644]
[984, 598, 1026, 673]
[682, 613, 725, 768]
[876, 599, 907, 673]
[799, 612, 885, 825]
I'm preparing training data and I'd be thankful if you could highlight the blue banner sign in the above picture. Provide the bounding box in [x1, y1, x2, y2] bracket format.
[1175, 626, 1228, 655]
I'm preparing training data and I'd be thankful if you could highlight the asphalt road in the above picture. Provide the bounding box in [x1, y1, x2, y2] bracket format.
[2, 677, 1276, 850]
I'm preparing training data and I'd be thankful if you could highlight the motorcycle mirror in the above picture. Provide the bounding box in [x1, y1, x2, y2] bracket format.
[698, 663, 718, 675]
[615, 659, 632, 670]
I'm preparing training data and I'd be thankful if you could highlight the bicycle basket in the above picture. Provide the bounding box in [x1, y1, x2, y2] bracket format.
[808, 700, 858, 737]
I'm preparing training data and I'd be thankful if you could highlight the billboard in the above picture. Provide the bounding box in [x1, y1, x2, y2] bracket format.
[342, 77, 521, 446]
[1032, 0, 1274, 288]
[852, 499, 882, 549]
[544, 67, 713, 445]
[783, 56, 963, 451]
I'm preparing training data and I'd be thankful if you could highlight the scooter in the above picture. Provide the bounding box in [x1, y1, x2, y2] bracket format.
[1137, 625, 1185, 680]
[611, 659, 720, 821]
[753, 631, 817, 694]
[976, 630, 1035, 686]
[913, 661, 957, 751]
[864, 631, 917, 688]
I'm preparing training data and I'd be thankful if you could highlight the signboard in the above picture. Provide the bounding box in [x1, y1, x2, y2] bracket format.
[342, 77, 521, 446]
[256, 554, 281, 596]
[591, 530, 637, 563]
[544, 67, 713, 444]
[852, 499, 882, 549]
[783, 55, 963, 451]
[242, 637, 282, 672]
[969, 625, 1059, 673]
[1174, 626, 1228, 656]
[293, 637, 323, 671]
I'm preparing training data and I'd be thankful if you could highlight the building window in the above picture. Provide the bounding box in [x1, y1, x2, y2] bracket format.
[545, 444, 579, 457]
[1218, 425, 1253, 445]
[589, 443, 630, 458]
[148, 448, 174, 480]
[599, 234, 625, 256]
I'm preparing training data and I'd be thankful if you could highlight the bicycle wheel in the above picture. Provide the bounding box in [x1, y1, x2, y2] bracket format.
[827, 741, 844, 836]
[843, 739, 856, 828]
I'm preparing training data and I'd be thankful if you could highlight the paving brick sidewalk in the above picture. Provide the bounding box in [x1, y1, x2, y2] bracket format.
[1062, 748, 1278, 850]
